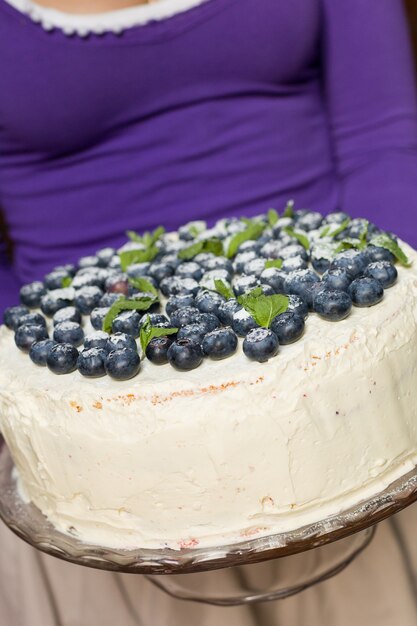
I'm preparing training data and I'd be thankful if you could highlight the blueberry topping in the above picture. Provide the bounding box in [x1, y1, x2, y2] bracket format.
[330, 250, 368, 278]
[232, 308, 259, 337]
[202, 327, 238, 359]
[349, 277, 384, 307]
[53, 306, 82, 326]
[313, 289, 353, 321]
[321, 268, 353, 292]
[366, 246, 396, 264]
[29, 339, 56, 366]
[280, 244, 308, 261]
[84, 331, 110, 351]
[19, 281, 47, 308]
[270, 312, 305, 344]
[77, 348, 107, 378]
[175, 262, 203, 281]
[107, 332, 137, 353]
[195, 290, 225, 315]
[40, 288, 75, 316]
[145, 336, 174, 365]
[44, 269, 71, 291]
[90, 307, 110, 331]
[169, 306, 200, 328]
[53, 322, 85, 347]
[242, 328, 279, 362]
[99, 292, 124, 307]
[282, 255, 308, 273]
[17, 313, 47, 329]
[148, 262, 174, 284]
[364, 261, 398, 289]
[260, 268, 286, 294]
[217, 299, 242, 325]
[165, 294, 195, 316]
[167, 339, 204, 371]
[160, 277, 200, 297]
[194, 312, 220, 332]
[78, 255, 100, 269]
[111, 310, 141, 337]
[105, 348, 141, 380]
[15, 324, 49, 353]
[3, 305, 30, 330]
[105, 275, 129, 295]
[177, 323, 208, 344]
[46, 343, 79, 374]
[74, 286, 103, 315]
[286, 294, 309, 319]
[233, 275, 259, 297]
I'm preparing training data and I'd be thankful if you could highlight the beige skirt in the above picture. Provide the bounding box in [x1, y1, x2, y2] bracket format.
[1, 505, 417, 626]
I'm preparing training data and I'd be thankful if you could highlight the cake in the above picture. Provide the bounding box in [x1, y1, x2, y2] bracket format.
[0, 207, 416, 550]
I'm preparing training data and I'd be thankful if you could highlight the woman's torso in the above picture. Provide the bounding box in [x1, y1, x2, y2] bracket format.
[0, 0, 336, 283]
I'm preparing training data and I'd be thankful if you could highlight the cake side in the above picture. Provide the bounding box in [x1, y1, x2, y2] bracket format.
[0, 246, 416, 549]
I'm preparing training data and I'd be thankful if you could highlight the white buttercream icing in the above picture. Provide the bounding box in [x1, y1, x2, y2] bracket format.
[0, 245, 416, 550]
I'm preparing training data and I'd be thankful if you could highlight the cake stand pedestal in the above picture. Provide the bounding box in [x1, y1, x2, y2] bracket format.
[1, 435, 416, 606]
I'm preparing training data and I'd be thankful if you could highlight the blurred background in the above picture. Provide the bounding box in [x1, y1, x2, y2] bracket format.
[405, 0, 417, 64]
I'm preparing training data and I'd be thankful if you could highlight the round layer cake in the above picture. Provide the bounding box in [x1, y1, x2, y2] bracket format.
[0, 209, 416, 550]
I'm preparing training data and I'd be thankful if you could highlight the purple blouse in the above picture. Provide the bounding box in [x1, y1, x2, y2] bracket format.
[0, 0, 417, 313]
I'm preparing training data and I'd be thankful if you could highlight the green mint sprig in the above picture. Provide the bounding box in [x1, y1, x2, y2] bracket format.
[319, 218, 350, 239]
[126, 226, 165, 248]
[139, 315, 178, 355]
[238, 287, 289, 329]
[119, 246, 159, 272]
[128, 276, 159, 298]
[178, 238, 224, 261]
[284, 226, 310, 250]
[282, 200, 295, 218]
[227, 222, 265, 258]
[264, 258, 283, 269]
[102, 295, 158, 334]
[267, 209, 279, 227]
[211, 279, 234, 300]
[61, 276, 73, 288]
[369, 234, 412, 267]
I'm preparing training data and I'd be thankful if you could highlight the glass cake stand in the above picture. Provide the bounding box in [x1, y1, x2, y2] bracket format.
[1, 435, 417, 606]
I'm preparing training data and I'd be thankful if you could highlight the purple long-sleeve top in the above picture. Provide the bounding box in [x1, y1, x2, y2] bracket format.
[0, 0, 417, 313]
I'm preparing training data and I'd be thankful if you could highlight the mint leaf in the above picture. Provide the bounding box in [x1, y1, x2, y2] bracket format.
[284, 226, 310, 250]
[264, 258, 283, 269]
[178, 238, 223, 260]
[335, 237, 362, 253]
[119, 246, 159, 271]
[139, 315, 178, 355]
[61, 276, 73, 288]
[359, 220, 369, 249]
[227, 222, 265, 258]
[128, 276, 159, 298]
[238, 288, 289, 328]
[282, 200, 295, 218]
[320, 218, 351, 239]
[212, 279, 234, 300]
[267, 209, 279, 227]
[126, 226, 165, 247]
[369, 234, 412, 267]
[102, 295, 158, 333]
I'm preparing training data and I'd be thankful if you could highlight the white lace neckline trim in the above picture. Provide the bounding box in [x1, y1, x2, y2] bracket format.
[5, 0, 209, 36]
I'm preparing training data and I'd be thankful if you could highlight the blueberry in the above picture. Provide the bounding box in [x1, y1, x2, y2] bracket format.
[243, 259, 268, 278]
[20, 281, 47, 308]
[233, 275, 259, 297]
[165, 294, 195, 316]
[313, 289, 352, 321]
[237, 240, 262, 254]
[15, 324, 48, 353]
[17, 313, 47, 329]
[232, 308, 259, 337]
[330, 250, 368, 278]
[175, 262, 203, 281]
[53, 306, 82, 326]
[270, 312, 305, 344]
[286, 294, 309, 319]
[194, 312, 220, 332]
[78, 255, 100, 269]
[242, 328, 279, 362]
[107, 332, 138, 353]
[96, 247, 116, 267]
[296, 212, 323, 232]
[218, 299, 242, 325]
[323, 212, 350, 225]
[148, 262, 175, 284]
[177, 323, 208, 344]
[90, 307, 110, 331]
[53, 263, 76, 277]
[84, 331, 110, 351]
[202, 327, 238, 360]
[169, 306, 200, 328]
[283, 270, 320, 308]
[53, 322, 84, 347]
[72, 272, 103, 290]
[74, 286, 103, 315]
[112, 310, 141, 337]
[3, 305, 30, 330]
[233, 251, 257, 274]
[200, 269, 232, 291]
[366, 246, 395, 264]
[167, 339, 204, 371]
[77, 348, 107, 378]
[321, 268, 353, 292]
[29, 339, 56, 366]
[160, 277, 200, 297]
[281, 255, 308, 273]
[105, 274, 129, 295]
[40, 288, 75, 316]
[349, 277, 384, 307]
[260, 241, 283, 260]
[105, 348, 141, 380]
[126, 263, 152, 280]
[46, 343, 79, 374]
[99, 292, 124, 307]
[204, 257, 234, 275]
[195, 290, 225, 316]
[145, 336, 174, 365]
[260, 268, 286, 294]
[280, 244, 309, 261]
[44, 269, 71, 291]
[311, 257, 331, 275]
[364, 261, 397, 289]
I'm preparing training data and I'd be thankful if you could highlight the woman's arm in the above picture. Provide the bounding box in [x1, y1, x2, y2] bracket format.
[322, 0, 417, 245]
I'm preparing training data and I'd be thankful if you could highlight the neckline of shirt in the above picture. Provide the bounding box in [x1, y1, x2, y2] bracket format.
[3, 0, 210, 36]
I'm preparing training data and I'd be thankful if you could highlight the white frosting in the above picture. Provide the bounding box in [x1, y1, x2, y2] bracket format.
[4, 0, 209, 36]
[0, 245, 416, 550]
